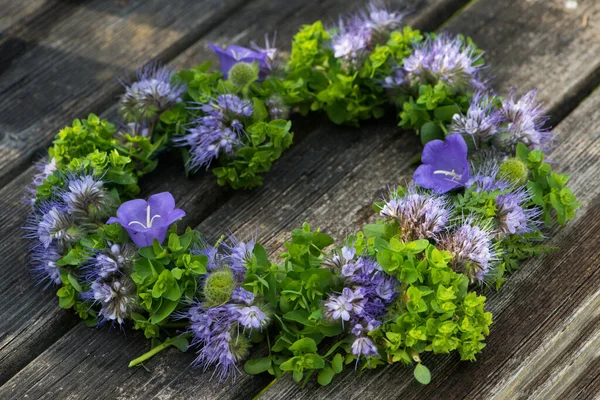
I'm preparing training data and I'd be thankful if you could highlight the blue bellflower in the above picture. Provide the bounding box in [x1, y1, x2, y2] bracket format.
[414, 134, 471, 194]
[209, 44, 268, 79]
[107, 192, 186, 248]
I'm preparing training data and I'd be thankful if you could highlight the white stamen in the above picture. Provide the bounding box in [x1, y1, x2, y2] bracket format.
[433, 169, 462, 182]
[128, 205, 161, 229]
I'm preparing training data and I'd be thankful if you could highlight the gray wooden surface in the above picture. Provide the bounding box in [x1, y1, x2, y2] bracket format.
[0, 0, 599, 399]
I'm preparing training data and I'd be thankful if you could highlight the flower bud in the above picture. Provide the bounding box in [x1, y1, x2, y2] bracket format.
[203, 269, 236, 305]
[498, 157, 529, 186]
[228, 62, 259, 88]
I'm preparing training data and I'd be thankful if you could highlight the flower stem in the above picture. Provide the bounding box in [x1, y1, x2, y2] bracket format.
[128, 335, 188, 367]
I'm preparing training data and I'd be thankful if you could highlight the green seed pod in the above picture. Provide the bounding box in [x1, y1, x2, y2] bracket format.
[229, 330, 252, 361]
[498, 157, 529, 186]
[228, 62, 258, 88]
[203, 269, 235, 305]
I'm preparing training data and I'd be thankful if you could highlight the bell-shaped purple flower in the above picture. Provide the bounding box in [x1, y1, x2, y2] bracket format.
[107, 192, 185, 248]
[414, 134, 471, 194]
[208, 44, 267, 79]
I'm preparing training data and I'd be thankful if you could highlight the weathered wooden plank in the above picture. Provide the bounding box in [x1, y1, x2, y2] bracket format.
[0, 0, 469, 397]
[256, 68, 600, 400]
[0, 0, 248, 188]
[0, 0, 251, 385]
[0, 0, 48, 32]
[0, 1, 82, 75]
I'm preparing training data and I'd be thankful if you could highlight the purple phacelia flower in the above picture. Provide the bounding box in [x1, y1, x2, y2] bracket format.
[495, 190, 541, 237]
[209, 43, 268, 79]
[352, 336, 379, 357]
[231, 287, 255, 305]
[331, 15, 372, 66]
[236, 305, 269, 330]
[87, 243, 137, 280]
[125, 121, 150, 138]
[30, 245, 62, 287]
[83, 278, 137, 325]
[325, 287, 365, 323]
[107, 192, 185, 248]
[380, 185, 451, 241]
[466, 161, 511, 193]
[118, 64, 186, 123]
[451, 91, 504, 147]
[27, 201, 79, 249]
[414, 133, 471, 194]
[62, 173, 112, 222]
[330, 2, 406, 69]
[222, 232, 256, 281]
[364, 1, 405, 33]
[438, 221, 497, 283]
[404, 33, 486, 91]
[174, 94, 253, 171]
[501, 89, 553, 151]
[251, 33, 283, 77]
[381, 66, 407, 89]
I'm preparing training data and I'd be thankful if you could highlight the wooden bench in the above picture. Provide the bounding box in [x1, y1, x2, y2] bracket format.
[0, 0, 599, 398]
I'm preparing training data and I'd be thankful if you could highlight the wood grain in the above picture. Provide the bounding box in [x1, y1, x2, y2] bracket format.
[0, 0, 469, 397]
[0, 0, 248, 188]
[1, 0, 599, 398]
[0, 0, 249, 385]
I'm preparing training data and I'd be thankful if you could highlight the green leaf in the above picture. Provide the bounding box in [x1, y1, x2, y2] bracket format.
[168, 233, 182, 252]
[405, 239, 430, 253]
[252, 98, 269, 123]
[331, 354, 343, 373]
[414, 363, 431, 385]
[433, 105, 460, 122]
[244, 358, 272, 375]
[283, 310, 312, 326]
[67, 274, 82, 293]
[516, 142, 530, 160]
[149, 298, 178, 324]
[325, 101, 348, 125]
[289, 337, 318, 353]
[317, 367, 335, 386]
[254, 244, 270, 267]
[420, 121, 444, 145]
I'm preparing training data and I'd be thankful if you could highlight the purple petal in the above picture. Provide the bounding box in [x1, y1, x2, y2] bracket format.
[116, 199, 148, 224]
[167, 208, 186, 224]
[148, 192, 176, 216]
[420, 138, 447, 165]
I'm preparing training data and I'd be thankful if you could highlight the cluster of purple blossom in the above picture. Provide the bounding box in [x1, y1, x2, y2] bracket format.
[380, 176, 539, 283]
[323, 246, 398, 359]
[450, 89, 553, 152]
[402, 33, 487, 92]
[330, 1, 405, 68]
[174, 94, 254, 172]
[81, 243, 138, 325]
[118, 64, 186, 124]
[25, 173, 114, 287]
[187, 235, 270, 381]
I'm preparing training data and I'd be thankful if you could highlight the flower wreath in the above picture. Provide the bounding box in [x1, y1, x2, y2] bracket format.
[24, 2, 580, 387]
